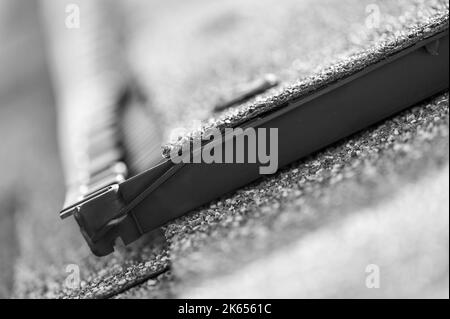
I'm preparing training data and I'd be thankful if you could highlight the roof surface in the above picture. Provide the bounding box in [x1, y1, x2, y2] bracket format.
[0, 0, 448, 298]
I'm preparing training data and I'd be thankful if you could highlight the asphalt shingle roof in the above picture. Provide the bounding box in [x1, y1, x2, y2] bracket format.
[1, 0, 447, 298]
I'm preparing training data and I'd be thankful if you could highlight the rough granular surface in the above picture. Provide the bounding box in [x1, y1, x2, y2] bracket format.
[165, 93, 449, 298]
[161, 1, 448, 157]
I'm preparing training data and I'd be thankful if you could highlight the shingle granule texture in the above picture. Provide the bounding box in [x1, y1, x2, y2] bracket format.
[164, 93, 449, 298]
[162, 5, 448, 157]
[185, 165, 449, 298]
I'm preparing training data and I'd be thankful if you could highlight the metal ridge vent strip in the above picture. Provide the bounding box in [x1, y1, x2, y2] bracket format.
[60, 25, 449, 256]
